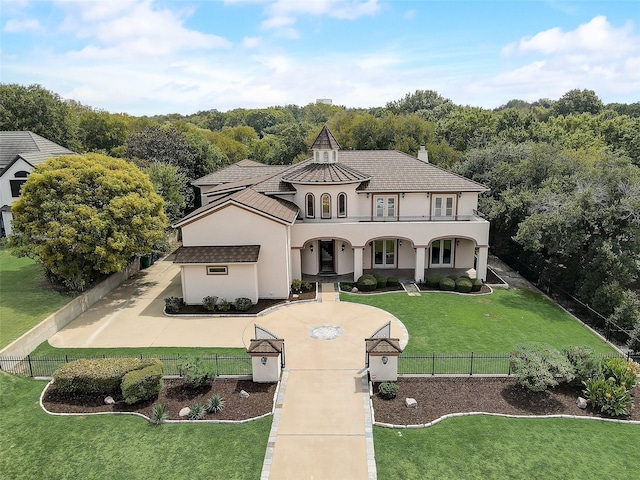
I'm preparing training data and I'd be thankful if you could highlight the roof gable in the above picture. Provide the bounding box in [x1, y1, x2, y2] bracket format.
[0, 131, 75, 170]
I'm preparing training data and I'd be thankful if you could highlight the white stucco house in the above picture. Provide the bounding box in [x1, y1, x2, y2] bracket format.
[0, 131, 76, 236]
[173, 126, 490, 305]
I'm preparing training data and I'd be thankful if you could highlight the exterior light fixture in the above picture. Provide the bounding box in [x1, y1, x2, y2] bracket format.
[310, 244, 314, 252]
[261, 356, 268, 365]
[458, 192, 463, 198]
[399, 240, 402, 246]
[366, 193, 370, 198]
[342, 244, 345, 252]
[402, 193, 405, 198]
[381, 356, 389, 365]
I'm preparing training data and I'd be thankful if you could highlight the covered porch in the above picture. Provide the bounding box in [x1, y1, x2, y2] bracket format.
[302, 267, 478, 284]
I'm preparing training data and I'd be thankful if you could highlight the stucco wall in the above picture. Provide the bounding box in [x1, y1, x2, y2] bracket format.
[181, 263, 258, 304]
[0, 158, 33, 236]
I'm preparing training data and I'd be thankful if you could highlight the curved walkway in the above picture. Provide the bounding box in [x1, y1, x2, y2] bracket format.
[47, 259, 409, 480]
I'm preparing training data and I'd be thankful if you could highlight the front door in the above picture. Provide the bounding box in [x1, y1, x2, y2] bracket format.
[319, 240, 335, 273]
[373, 239, 396, 268]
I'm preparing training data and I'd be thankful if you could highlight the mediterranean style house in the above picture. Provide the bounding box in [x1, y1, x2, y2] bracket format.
[173, 126, 490, 304]
[0, 131, 76, 237]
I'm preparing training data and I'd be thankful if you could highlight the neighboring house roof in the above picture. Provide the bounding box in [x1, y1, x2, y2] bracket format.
[192, 161, 289, 187]
[175, 187, 299, 227]
[311, 125, 341, 150]
[281, 162, 371, 185]
[174, 245, 261, 264]
[0, 131, 75, 173]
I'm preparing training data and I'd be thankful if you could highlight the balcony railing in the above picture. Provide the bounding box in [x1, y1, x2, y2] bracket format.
[296, 213, 487, 224]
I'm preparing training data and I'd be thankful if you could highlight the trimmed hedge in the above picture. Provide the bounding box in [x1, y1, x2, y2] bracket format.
[357, 274, 378, 292]
[455, 277, 473, 293]
[373, 273, 387, 288]
[424, 273, 442, 288]
[202, 296, 218, 312]
[471, 278, 483, 292]
[53, 358, 154, 394]
[234, 297, 253, 312]
[386, 276, 400, 287]
[121, 359, 164, 405]
[439, 277, 456, 291]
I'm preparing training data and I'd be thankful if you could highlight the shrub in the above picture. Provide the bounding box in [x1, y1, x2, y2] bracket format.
[178, 357, 213, 389]
[424, 273, 442, 288]
[563, 346, 602, 385]
[301, 281, 312, 292]
[378, 382, 399, 400]
[202, 296, 218, 312]
[121, 359, 164, 405]
[234, 297, 253, 312]
[206, 394, 226, 414]
[150, 403, 169, 425]
[357, 274, 377, 292]
[439, 277, 456, 291]
[583, 376, 635, 417]
[340, 283, 353, 291]
[373, 273, 387, 288]
[510, 342, 575, 392]
[455, 277, 473, 293]
[628, 325, 640, 353]
[471, 278, 483, 292]
[603, 358, 639, 389]
[53, 358, 149, 394]
[164, 296, 183, 314]
[386, 276, 399, 287]
[291, 278, 302, 292]
[188, 402, 206, 420]
[217, 298, 231, 312]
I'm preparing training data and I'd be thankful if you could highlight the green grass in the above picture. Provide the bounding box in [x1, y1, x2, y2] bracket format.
[30, 341, 246, 358]
[0, 248, 72, 349]
[0, 371, 270, 480]
[374, 416, 640, 480]
[342, 288, 616, 354]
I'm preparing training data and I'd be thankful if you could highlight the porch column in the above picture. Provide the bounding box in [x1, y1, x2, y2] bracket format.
[476, 246, 488, 281]
[353, 247, 363, 282]
[291, 248, 302, 280]
[414, 247, 426, 283]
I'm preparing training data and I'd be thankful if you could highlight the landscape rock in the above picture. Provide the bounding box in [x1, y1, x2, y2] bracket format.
[104, 396, 115, 405]
[405, 397, 418, 408]
[351, 287, 358, 293]
[179, 407, 191, 417]
[576, 397, 588, 409]
[240, 390, 250, 399]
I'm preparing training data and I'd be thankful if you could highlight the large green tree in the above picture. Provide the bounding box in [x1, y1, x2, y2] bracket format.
[143, 161, 187, 224]
[9, 154, 166, 291]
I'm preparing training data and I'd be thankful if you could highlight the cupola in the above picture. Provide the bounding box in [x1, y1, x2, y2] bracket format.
[311, 125, 341, 164]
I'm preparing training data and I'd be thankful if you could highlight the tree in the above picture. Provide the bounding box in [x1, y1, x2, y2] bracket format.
[143, 162, 187, 224]
[125, 125, 196, 175]
[553, 89, 604, 116]
[0, 83, 77, 149]
[9, 154, 166, 291]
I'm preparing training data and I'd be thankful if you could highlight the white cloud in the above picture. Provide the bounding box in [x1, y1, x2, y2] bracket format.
[3, 18, 41, 32]
[242, 36, 262, 48]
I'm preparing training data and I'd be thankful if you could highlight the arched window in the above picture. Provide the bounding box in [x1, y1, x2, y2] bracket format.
[14, 171, 29, 178]
[321, 193, 331, 218]
[338, 192, 347, 217]
[315, 152, 319, 162]
[10, 171, 30, 197]
[323, 152, 329, 163]
[332, 151, 337, 162]
[306, 193, 315, 218]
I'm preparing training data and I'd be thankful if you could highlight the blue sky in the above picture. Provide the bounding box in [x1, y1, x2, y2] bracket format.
[1, 0, 639, 115]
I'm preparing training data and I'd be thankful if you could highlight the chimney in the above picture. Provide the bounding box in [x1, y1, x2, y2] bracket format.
[418, 146, 429, 163]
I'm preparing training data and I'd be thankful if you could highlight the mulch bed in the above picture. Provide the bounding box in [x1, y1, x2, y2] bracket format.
[42, 378, 277, 421]
[372, 377, 640, 425]
[415, 284, 492, 294]
[169, 285, 317, 316]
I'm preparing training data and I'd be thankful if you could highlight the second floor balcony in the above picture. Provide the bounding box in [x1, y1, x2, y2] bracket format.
[296, 210, 486, 224]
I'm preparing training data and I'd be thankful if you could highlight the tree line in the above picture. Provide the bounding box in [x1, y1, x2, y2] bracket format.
[1, 83, 638, 348]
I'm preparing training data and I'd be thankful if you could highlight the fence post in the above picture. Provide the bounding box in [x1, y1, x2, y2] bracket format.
[470, 352, 474, 376]
[431, 352, 435, 376]
[215, 354, 219, 376]
[27, 355, 33, 377]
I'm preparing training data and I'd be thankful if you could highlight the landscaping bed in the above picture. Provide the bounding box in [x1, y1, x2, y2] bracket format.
[42, 378, 277, 421]
[372, 377, 640, 425]
[416, 284, 492, 294]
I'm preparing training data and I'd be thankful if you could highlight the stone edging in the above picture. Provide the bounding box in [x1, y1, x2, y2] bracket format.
[39, 377, 280, 425]
[340, 284, 494, 297]
[368, 380, 640, 429]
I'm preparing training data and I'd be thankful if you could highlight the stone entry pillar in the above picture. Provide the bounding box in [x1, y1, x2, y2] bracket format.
[366, 338, 402, 382]
[247, 338, 284, 383]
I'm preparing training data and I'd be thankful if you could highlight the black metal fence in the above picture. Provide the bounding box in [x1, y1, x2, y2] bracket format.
[0, 354, 252, 378]
[398, 351, 640, 376]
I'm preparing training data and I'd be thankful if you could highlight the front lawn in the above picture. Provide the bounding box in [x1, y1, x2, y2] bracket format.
[342, 288, 616, 354]
[374, 416, 640, 480]
[0, 372, 270, 480]
[0, 248, 72, 349]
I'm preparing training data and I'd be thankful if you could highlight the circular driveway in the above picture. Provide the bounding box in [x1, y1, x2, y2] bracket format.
[48, 260, 408, 369]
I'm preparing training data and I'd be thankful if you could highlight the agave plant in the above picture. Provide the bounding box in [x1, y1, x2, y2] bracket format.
[188, 402, 206, 420]
[150, 403, 169, 425]
[206, 394, 226, 414]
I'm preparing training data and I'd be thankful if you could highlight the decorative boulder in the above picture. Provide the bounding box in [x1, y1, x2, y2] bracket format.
[351, 287, 359, 293]
[240, 390, 250, 399]
[405, 397, 418, 408]
[104, 396, 115, 405]
[576, 397, 588, 409]
[179, 407, 191, 417]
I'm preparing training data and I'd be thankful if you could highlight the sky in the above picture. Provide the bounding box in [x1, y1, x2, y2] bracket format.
[1, 0, 639, 116]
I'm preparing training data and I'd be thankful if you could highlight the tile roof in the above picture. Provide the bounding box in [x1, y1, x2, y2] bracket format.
[175, 187, 299, 227]
[192, 162, 289, 187]
[173, 245, 260, 264]
[365, 338, 403, 354]
[247, 338, 284, 354]
[311, 125, 341, 150]
[281, 162, 370, 184]
[0, 131, 76, 171]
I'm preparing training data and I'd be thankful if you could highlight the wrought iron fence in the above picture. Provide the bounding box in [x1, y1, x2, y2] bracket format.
[0, 354, 252, 378]
[398, 351, 640, 376]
